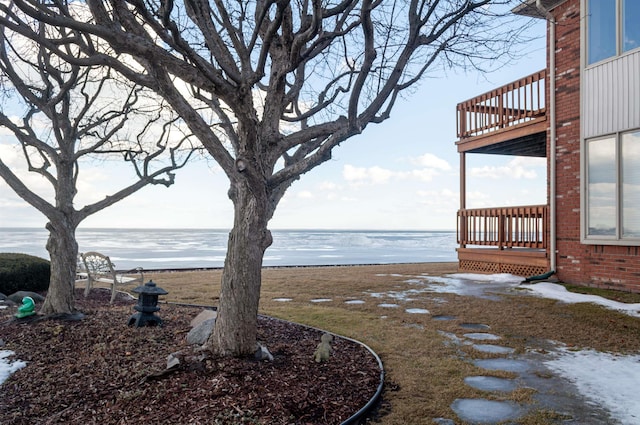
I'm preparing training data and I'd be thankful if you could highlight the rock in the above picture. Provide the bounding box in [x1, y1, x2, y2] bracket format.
[186, 318, 215, 345]
[0, 293, 7, 301]
[7, 291, 45, 304]
[166, 352, 182, 369]
[190, 309, 217, 328]
[255, 342, 273, 361]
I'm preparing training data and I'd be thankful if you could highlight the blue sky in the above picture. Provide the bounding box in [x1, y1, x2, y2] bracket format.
[0, 20, 547, 231]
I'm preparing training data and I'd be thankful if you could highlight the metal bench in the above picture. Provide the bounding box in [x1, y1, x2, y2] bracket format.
[77, 251, 144, 303]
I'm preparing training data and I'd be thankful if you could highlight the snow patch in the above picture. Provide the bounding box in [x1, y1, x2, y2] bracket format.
[521, 282, 640, 317]
[0, 350, 26, 385]
[544, 347, 640, 425]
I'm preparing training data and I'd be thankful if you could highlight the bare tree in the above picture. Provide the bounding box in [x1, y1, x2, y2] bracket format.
[1, 0, 532, 353]
[0, 9, 198, 315]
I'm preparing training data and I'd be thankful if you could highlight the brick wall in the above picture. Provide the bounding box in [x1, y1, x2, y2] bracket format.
[552, 0, 640, 292]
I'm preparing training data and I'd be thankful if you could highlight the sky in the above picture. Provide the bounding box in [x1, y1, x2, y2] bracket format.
[0, 18, 548, 231]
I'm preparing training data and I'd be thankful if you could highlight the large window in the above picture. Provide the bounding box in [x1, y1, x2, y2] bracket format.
[586, 130, 640, 240]
[588, 0, 640, 65]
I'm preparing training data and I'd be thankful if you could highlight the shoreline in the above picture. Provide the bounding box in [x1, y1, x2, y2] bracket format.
[125, 261, 459, 274]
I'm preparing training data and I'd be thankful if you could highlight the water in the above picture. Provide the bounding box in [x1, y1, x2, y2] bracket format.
[0, 228, 457, 271]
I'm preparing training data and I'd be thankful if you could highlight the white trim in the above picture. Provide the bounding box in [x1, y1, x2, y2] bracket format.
[537, 0, 558, 271]
[580, 0, 587, 244]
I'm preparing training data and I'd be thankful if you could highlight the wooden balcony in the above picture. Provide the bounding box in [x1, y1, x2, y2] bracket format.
[457, 205, 549, 277]
[456, 70, 547, 157]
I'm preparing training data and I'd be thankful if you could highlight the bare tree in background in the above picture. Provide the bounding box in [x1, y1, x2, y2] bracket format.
[1, 0, 533, 353]
[0, 13, 198, 315]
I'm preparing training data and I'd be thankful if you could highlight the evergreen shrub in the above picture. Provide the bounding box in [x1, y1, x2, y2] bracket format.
[0, 253, 50, 295]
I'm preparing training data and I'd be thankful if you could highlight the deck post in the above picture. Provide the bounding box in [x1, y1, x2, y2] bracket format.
[459, 152, 466, 249]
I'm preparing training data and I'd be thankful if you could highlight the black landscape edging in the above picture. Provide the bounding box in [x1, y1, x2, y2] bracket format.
[164, 301, 385, 424]
[263, 315, 385, 425]
[335, 333, 385, 425]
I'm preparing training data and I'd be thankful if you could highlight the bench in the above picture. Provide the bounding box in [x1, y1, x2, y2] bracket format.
[77, 251, 144, 303]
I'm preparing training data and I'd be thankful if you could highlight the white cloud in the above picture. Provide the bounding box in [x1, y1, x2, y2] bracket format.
[411, 153, 452, 171]
[297, 190, 313, 199]
[343, 164, 394, 185]
[0, 143, 21, 166]
[406, 168, 439, 182]
[470, 157, 544, 180]
[417, 188, 457, 198]
[415, 188, 459, 212]
[318, 181, 340, 191]
[342, 152, 454, 186]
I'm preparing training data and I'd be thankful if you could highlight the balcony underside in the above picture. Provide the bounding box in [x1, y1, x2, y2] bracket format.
[457, 247, 549, 277]
[456, 121, 547, 157]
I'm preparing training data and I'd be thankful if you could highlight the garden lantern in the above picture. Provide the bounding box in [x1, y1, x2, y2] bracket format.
[127, 280, 168, 327]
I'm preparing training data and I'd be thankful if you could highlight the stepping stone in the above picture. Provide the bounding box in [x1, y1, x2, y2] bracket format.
[378, 303, 399, 308]
[464, 332, 501, 341]
[272, 298, 292, 302]
[460, 323, 490, 330]
[432, 315, 456, 321]
[405, 308, 429, 314]
[404, 323, 424, 330]
[474, 358, 530, 373]
[472, 344, 515, 355]
[465, 376, 518, 392]
[310, 298, 332, 303]
[345, 300, 365, 304]
[451, 398, 523, 423]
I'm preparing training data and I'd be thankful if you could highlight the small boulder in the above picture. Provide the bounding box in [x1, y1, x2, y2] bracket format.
[255, 342, 273, 361]
[166, 352, 182, 369]
[8, 291, 45, 304]
[190, 309, 217, 328]
[186, 318, 215, 345]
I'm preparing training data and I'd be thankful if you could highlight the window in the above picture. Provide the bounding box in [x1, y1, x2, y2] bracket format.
[588, 0, 640, 65]
[586, 130, 640, 240]
[623, 1, 640, 52]
[622, 132, 640, 237]
[587, 136, 616, 236]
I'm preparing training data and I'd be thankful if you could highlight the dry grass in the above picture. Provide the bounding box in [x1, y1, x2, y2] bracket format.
[107, 263, 640, 424]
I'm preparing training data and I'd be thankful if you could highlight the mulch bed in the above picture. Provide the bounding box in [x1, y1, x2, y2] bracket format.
[0, 290, 381, 424]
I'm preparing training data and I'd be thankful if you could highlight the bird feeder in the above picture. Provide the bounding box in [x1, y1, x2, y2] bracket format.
[127, 280, 168, 327]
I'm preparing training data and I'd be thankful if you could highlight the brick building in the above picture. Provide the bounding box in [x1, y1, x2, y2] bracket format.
[455, 0, 640, 291]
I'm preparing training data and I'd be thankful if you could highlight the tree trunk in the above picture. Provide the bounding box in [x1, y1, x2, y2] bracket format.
[40, 220, 78, 315]
[206, 181, 273, 357]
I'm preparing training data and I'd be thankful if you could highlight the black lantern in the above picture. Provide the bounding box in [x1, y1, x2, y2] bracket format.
[128, 280, 168, 327]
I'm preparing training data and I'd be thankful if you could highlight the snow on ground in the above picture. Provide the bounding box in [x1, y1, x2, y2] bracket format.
[517, 280, 640, 424]
[0, 350, 26, 385]
[406, 273, 640, 424]
[447, 273, 523, 284]
[521, 281, 640, 317]
[544, 347, 640, 425]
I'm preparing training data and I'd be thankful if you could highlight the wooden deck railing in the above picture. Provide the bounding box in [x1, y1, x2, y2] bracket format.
[457, 70, 546, 139]
[457, 205, 548, 249]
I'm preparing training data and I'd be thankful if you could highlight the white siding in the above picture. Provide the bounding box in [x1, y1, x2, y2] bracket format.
[583, 50, 640, 138]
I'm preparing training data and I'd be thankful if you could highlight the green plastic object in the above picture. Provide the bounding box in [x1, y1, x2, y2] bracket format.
[16, 296, 36, 318]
